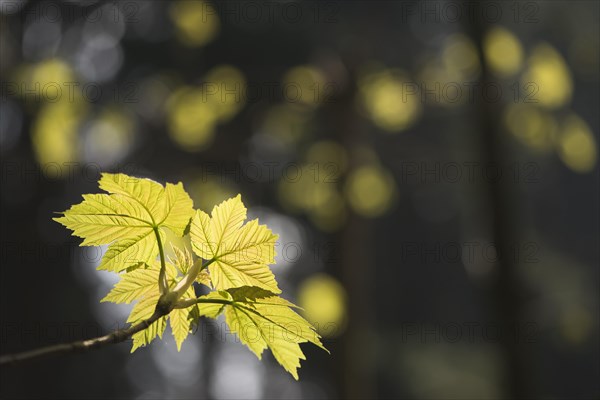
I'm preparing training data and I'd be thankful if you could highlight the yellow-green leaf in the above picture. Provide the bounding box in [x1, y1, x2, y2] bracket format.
[101, 261, 177, 304]
[170, 244, 212, 288]
[190, 195, 280, 293]
[127, 291, 161, 324]
[106, 259, 198, 351]
[196, 287, 327, 379]
[99, 231, 161, 273]
[170, 307, 191, 351]
[54, 193, 150, 246]
[98, 173, 165, 216]
[197, 291, 231, 319]
[101, 264, 160, 304]
[54, 173, 194, 271]
[169, 244, 193, 275]
[131, 317, 167, 352]
[162, 183, 195, 236]
[127, 291, 166, 351]
[195, 270, 212, 288]
[170, 283, 199, 351]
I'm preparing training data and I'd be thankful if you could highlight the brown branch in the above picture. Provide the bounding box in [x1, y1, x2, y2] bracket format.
[0, 258, 219, 366]
[0, 310, 164, 366]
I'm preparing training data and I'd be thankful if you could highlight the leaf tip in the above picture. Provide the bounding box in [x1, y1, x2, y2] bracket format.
[290, 369, 300, 380]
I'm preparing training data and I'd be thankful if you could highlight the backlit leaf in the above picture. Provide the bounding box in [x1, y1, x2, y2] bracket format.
[197, 286, 327, 379]
[54, 173, 194, 271]
[190, 195, 280, 293]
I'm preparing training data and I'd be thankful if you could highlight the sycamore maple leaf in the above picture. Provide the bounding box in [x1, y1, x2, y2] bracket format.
[54, 173, 194, 271]
[189, 195, 280, 293]
[196, 287, 328, 380]
[169, 244, 211, 288]
[102, 251, 199, 351]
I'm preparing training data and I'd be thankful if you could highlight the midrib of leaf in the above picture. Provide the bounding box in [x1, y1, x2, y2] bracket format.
[214, 204, 244, 255]
[99, 229, 156, 271]
[236, 301, 324, 352]
[234, 303, 304, 338]
[105, 189, 174, 290]
[231, 305, 273, 351]
[82, 193, 154, 227]
[207, 293, 311, 340]
[111, 192, 158, 228]
[156, 191, 177, 227]
[66, 212, 151, 227]
[237, 299, 300, 308]
[216, 236, 273, 260]
[216, 261, 238, 284]
[110, 188, 183, 290]
[195, 213, 216, 256]
[212, 221, 275, 261]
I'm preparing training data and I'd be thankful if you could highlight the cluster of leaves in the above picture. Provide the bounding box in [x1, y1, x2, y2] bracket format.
[55, 173, 326, 379]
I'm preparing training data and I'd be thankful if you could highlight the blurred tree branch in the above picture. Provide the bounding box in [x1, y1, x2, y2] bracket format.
[0, 309, 164, 366]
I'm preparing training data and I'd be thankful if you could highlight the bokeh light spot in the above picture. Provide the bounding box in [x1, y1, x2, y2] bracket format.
[483, 26, 523, 77]
[298, 273, 347, 337]
[305, 140, 349, 180]
[203, 65, 246, 121]
[557, 114, 597, 173]
[170, 0, 220, 47]
[82, 107, 135, 168]
[358, 68, 421, 132]
[167, 86, 219, 151]
[504, 103, 557, 152]
[32, 101, 86, 169]
[345, 164, 396, 217]
[522, 43, 573, 109]
[282, 65, 327, 108]
[442, 34, 480, 80]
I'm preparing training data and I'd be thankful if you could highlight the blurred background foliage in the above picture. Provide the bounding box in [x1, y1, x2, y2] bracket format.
[0, 0, 598, 399]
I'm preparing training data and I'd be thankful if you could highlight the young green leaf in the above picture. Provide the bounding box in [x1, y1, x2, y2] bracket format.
[100, 263, 162, 304]
[128, 291, 168, 352]
[196, 286, 328, 380]
[54, 173, 194, 271]
[169, 306, 193, 351]
[190, 195, 280, 293]
[103, 261, 198, 351]
[169, 244, 211, 288]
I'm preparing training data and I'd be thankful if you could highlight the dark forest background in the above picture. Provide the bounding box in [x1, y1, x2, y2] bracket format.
[1, 1, 599, 399]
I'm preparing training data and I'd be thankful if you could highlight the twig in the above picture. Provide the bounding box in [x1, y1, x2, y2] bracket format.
[0, 309, 164, 366]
